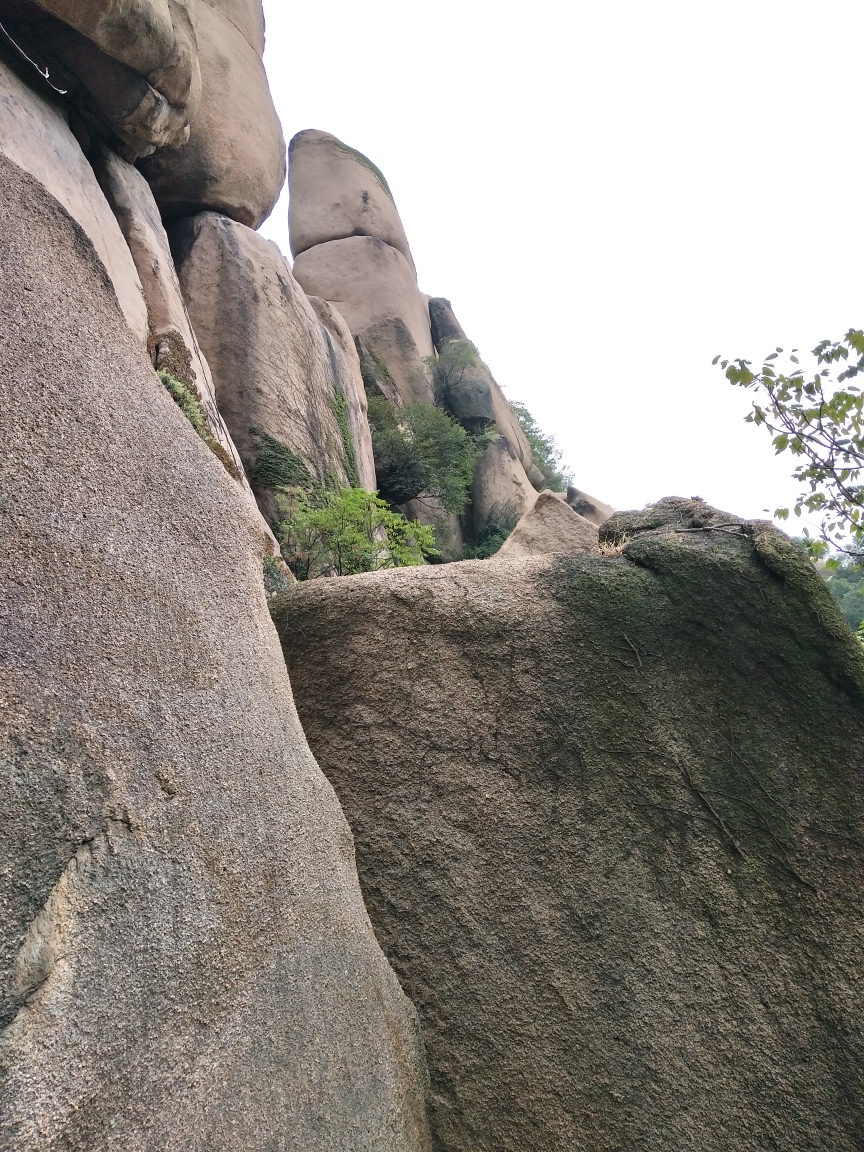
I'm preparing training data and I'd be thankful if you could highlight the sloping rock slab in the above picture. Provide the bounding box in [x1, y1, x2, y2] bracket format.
[0, 57, 148, 341]
[272, 498, 864, 1152]
[0, 151, 430, 1152]
[497, 489, 599, 557]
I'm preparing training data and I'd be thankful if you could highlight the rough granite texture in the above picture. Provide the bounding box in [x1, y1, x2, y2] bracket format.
[0, 151, 431, 1152]
[497, 490, 599, 557]
[273, 497, 864, 1152]
[170, 211, 364, 515]
[140, 0, 285, 226]
[0, 56, 149, 342]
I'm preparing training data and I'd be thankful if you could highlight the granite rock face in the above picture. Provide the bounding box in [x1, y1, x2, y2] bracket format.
[496, 490, 599, 557]
[0, 56, 149, 342]
[567, 485, 615, 526]
[170, 212, 369, 518]
[92, 143, 245, 479]
[273, 498, 864, 1152]
[293, 236, 435, 407]
[307, 295, 377, 493]
[288, 129, 415, 268]
[140, 0, 285, 227]
[470, 436, 538, 535]
[0, 148, 431, 1152]
[6, 0, 200, 155]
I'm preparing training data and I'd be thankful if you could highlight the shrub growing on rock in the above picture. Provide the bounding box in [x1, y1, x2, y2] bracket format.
[276, 486, 437, 580]
[367, 395, 484, 514]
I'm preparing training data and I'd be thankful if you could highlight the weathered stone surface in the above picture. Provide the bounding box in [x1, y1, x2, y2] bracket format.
[31, 0, 176, 75]
[273, 497, 864, 1152]
[470, 436, 538, 536]
[293, 236, 435, 406]
[288, 129, 415, 269]
[169, 212, 362, 518]
[202, 0, 264, 53]
[6, 0, 199, 155]
[497, 490, 599, 557]
[307, 295, 377, 492]
[0, 56, 148, 341]
[92, 144, 245, 481]
[567, 485, 615, 526]
[428, 297, 534, 475]
[140, 0, 284, 227]
[0, 149, 431, 1152]
[398, 498, 464, 565]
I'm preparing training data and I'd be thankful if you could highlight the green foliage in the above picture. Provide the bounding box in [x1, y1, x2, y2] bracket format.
[510, 401, 573, 491]
[275, 486, 437, 580]
[159, 370, 241, 480]
[461, 502, 520, 559]
[330, 386, 360, 488]
[425, 339, 482, 407]
[367, 396, 484, 514]
[822, 556, 864, 631]
[249, 428, 312, 490]
[717, 329, 864, 550]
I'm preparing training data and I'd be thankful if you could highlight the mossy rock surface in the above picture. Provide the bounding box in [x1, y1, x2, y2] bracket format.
[272, 497, 864, 1152]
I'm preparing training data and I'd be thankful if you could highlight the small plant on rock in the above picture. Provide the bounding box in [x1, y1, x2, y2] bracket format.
[275, 486, 437, 580]
[159, 370, 241, 480]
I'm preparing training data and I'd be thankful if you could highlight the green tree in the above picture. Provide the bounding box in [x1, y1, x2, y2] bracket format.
[825, 558, 864, 631]
[510, 401, 573, 491]
[367, 396, 484, 514]
[717, 329, 864, 557]
[275, 486, 437, 581]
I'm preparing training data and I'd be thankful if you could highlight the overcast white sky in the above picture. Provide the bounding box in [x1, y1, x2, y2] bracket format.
[259, 0, 861, 525]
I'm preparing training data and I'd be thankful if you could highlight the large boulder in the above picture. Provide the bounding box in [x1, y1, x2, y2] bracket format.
[470, 435, 538, 536]
[566, 485, 615, 526]
[272, 497, 864, 1152]
[0, 147, 431, 1151]
[4, 0, 199, 155]
[169, 212, 370, 518]
[496, 489, 599, 557]
[0, 55, 148, 342]
[92, 143, 245, 480]
[288, 129, 415, 269]
[293, 236, 435, 407]
[140, 0, 285, 228]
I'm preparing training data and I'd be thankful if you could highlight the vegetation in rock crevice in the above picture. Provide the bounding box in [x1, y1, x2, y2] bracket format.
[248, 428, 312, 491]
[330, 385, 360, 488]
[367, 395, 485, 514]
[159, 371, 241, 481]
[460, 502, 521, 560]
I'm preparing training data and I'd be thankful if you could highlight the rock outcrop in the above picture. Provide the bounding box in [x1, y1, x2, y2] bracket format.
[92, 143, 245, 477]
[470, 436, 538, 535]
[140, 0, 285, 227]
[0, 146, 431, 1151]
[293, 236, 435, 406]
[289, 129, 415, 268]
[273, 498, 864, 1152]
[289, 133, 435, 409]
[2, 0, 200, 155]
[567, 485, 615, 526]
[496, 489, 599, 557]
[0, 55, 149, 342]
[170, 211, 371, 518]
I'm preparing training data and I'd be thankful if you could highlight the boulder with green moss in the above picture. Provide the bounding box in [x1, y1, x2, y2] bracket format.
[272, 496, 864, 1152]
